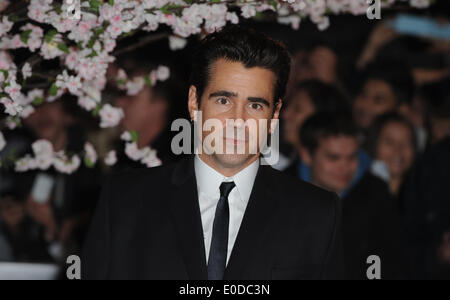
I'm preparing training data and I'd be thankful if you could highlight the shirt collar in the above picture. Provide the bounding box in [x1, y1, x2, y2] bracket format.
[194, 155, 260, 203]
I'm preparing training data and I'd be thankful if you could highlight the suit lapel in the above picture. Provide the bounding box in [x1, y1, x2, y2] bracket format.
[224, 165, 278, 280]
[168, 156, 208, 280]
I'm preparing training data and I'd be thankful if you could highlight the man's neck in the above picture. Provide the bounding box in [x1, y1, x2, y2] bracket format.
[197, 153, 260, 178]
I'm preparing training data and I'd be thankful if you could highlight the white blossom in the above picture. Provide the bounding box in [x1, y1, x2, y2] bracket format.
[121, 131, 132, 142]
[1, 97, 22, 116]
[0, 15, 13, 37]
[169, 36, 187, 51]
[53, 152, 81, 174]
[21, 63, 32, 79]
[104, 150, 117, 166]
[241, 5, 257, 19]
[155, 66, 170, 82]
[84, 142, 98, 165]
[126, 77, 145, 96]
[141, 148, 162, 168]
[99, 104, 124, 128]
[0, 131, 5, 152]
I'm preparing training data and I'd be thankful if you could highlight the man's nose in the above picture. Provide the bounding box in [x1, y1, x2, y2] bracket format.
[229, 104, 246, 121]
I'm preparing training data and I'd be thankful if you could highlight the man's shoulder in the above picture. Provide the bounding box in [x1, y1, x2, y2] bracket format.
[105, 159, 182, 192]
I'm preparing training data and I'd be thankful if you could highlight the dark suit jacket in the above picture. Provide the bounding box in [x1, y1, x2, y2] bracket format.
[342, 173, 410, 280]
[82, 156, 345, 280]
[285, 160, 409, 279]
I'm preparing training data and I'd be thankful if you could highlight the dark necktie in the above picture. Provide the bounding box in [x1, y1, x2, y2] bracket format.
[207, 181, 236, 280]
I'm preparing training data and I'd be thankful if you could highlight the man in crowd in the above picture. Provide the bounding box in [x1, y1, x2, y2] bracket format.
[297, 112, 409, 279]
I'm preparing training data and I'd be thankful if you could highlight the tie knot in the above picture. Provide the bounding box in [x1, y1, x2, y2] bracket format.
[220, 182, 235, 198]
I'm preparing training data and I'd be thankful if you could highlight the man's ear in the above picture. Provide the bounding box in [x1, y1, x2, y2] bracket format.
[188, 85, 199, 121]
[300, 146, 313, 166]
[269, 99, 283, 134]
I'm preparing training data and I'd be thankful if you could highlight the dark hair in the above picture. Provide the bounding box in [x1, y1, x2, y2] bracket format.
[189, 25, 292, 105]
[367, 112, 417, 158]
[357, 60, 415, 105]
[287, 80, 350, 113]
[301, 112, 359, 155]
[114, 56, 189, 121]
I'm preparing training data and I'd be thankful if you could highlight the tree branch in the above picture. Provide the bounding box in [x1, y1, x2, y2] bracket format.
[112, 32, 171, 56]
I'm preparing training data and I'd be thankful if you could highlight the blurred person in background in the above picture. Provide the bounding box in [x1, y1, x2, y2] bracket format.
[0, 186, 52, 262]
[289, 42, 341, 88]
[282, 80, 350, 157]
[109, 58, 187, 172]
[352, 60, 416, 135]
[367, 113, 417, 211]
[282, 83, 372, 186]
[419, 77, 450, 146]
[297, 112, 409, 280]
[21, 98, 101, 262]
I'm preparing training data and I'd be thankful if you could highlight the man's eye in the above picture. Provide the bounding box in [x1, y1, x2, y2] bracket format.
[249, 103, 263, 110]
[217, 98, 230, 105]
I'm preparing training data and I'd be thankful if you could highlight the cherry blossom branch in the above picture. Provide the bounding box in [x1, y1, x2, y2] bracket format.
[112, 32, 170, 56]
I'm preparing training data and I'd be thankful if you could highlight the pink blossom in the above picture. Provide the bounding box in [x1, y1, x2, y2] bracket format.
[241, 5, 257, 19]
[99, 104, 124, 128]
[0, 15, 13, 37]
[1, 97, 22, 116]
[5, 81, 22, 101]
[0, 51, 13, 70]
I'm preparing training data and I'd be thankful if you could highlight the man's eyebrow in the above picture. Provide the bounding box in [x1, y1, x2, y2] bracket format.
[209, 90, 238, 98]
[248, 97, 270, 107]
[209, 91, 271, 107]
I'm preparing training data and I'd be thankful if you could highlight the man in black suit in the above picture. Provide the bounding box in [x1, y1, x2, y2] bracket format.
[82, 25, 344, 280]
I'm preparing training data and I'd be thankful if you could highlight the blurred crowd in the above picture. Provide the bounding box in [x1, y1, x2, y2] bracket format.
[0, 10, 449, 279]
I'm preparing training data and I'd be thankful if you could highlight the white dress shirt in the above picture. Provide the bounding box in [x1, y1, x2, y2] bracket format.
[194, 155, 259, 266]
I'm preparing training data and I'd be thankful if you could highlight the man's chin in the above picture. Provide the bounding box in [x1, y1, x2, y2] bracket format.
[213, 153, 256, 169]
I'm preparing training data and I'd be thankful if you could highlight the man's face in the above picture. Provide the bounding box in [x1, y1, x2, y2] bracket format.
[188, 58, 282, 173]
[115, 86, 168, 133]
[376, 121, 415, 179]
[353, 79, 398, 129]
[303, 136, 359, 194]
[25, 102, 69, 142]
